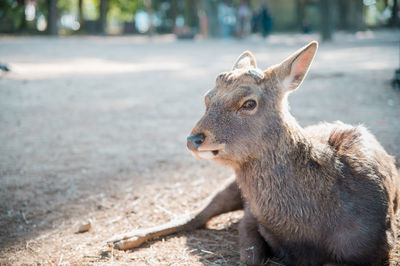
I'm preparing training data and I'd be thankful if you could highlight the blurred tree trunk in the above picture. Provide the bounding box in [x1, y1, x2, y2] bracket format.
[47, 0, 58, 35]
[144, 0, 154, 35]
[98, 0, 108, 34]
[348, 0, 365, 31]
[295, 0, 305, 31]
[170, 0, 177, 29]
[353, 0, 365, 31]
[78, 0, 84, 30]
[185, 0, 198, 28]
[337, 0, 349, 30]
[390, 0, 399, 27]
[320, 0, 333, 41]
[17, 0, 26, 32]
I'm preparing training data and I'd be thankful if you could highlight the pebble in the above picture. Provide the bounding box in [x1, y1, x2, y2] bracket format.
[77, 221, 91, 233]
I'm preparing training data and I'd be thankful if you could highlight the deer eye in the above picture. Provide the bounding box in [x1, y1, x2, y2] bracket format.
[240, 100, 257, 111]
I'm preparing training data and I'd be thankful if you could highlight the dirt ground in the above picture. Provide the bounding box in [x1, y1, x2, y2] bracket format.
[0, 30, 399, 265]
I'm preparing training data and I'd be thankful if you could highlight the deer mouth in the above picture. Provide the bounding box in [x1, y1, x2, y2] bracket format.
[191, 150, 219, 160]
[191, 144, 224, 160]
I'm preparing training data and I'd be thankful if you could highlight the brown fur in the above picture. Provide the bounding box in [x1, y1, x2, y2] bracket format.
[109, 42, 399, 266]
[187, 42, 400, 265]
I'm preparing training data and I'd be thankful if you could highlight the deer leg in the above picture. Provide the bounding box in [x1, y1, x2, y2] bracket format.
[239, 204, 271, 266]
[108, 175, 242, 250]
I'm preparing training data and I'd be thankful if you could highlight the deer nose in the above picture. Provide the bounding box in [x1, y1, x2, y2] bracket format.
[187, 133, 205, 150]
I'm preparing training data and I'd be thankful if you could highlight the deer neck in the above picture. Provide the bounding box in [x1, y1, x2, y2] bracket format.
[262, 107, 311, 170]
[235, 107, 316, 202]
[234, 113, 327, 228]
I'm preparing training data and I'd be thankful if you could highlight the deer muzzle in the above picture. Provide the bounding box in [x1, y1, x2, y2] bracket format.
[187, 133, 225, 160]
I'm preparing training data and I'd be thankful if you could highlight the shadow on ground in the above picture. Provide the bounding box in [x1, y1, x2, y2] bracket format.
[0, 31, 399, 264]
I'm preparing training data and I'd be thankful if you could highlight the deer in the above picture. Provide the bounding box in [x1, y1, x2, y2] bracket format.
[108, 41, 400, 265]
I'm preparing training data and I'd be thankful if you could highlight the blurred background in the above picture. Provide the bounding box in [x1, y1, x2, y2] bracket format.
[0, 0, 399, 39]
[0, 0, 399, 265]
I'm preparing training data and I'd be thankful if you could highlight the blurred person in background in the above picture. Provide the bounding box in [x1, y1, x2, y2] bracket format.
[250, 3, 273, 38]
[259, 3, 273, 38]
[218, 0, 236, 38]
[237, 0, 252, 38]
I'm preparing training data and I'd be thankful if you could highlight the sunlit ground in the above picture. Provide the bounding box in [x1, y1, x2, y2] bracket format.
[0, 30, 399, 264]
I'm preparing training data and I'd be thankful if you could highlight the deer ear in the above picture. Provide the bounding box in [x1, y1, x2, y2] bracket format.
[232, 51, 257, 70]
[274, 41, 318, 92]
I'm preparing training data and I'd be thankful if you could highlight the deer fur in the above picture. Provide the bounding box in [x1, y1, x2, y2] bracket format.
[187, 41, 400, 265]
[109, 42, 399, 265]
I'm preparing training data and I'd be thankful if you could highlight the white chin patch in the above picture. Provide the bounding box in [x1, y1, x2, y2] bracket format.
[191, 151, 215, 160]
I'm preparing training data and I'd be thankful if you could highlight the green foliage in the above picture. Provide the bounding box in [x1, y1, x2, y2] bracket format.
[0, 0, 24, 31]
[55, 0, 100, 21]
[374, 0, 387, 12]
[109, 0, 142, 22]
[57, 0, 78, 14]
[36, 0, 49, 16]
[83, 0, 99, 20]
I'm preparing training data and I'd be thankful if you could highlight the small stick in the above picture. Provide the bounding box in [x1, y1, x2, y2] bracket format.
[57, 254, 63, 266]
[21, 212, 30, 224]
[110, 246, 114, 263]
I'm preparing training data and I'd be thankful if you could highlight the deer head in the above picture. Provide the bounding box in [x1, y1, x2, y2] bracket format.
[187, 41, 318, 168]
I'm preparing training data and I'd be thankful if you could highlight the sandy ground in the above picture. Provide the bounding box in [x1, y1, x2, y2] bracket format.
[0, 30, 399, 265]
